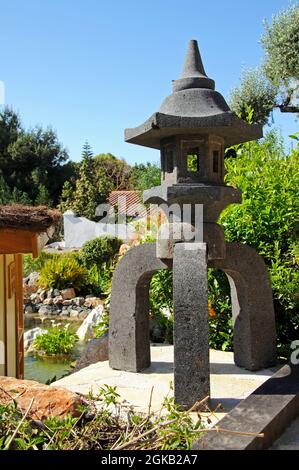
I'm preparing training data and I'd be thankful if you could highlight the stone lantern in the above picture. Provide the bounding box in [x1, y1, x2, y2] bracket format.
[109, 40, 277, 407]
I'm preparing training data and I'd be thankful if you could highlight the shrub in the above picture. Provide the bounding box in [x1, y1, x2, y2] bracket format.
[34, 325, 79, 356]
[80, 236, 122, 268]
[23, 252, 59, 277]
[79, 236, 122, 296]
[219, 130, 299, 357]
[39, 254, 89, 292]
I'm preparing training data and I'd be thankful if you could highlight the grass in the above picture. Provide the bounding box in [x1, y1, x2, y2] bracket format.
[0, 384, 205, 450]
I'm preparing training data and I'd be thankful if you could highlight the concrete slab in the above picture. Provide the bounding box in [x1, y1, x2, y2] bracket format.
[53, 345, 278, 424]
[271, 416, 299, 450]
[193, 363, 299, 450]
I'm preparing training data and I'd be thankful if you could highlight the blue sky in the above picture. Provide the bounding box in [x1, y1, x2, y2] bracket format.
[0, 0, 297, 165]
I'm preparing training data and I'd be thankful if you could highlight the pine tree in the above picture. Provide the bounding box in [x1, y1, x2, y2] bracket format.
[35, 184, 52, 206]
[70, 142, 99, 219]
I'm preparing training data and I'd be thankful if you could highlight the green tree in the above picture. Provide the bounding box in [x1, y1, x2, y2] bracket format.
[0, 173, 12, 204]
[261, 4, 299, 113]
[35, 184, 52, 206]
[230, 69, 278, 125]
[131, 162, 161, 190]
[230, 4, 299, 124]
[0, 107, 75, 206]
[71, 142, 99, 219]
[94, 153, 132, 199]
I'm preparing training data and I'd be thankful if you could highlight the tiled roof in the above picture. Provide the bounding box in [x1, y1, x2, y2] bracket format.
[108, 191, 147, 217]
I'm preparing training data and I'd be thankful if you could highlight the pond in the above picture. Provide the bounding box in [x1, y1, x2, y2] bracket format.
[24, 316, 84, 384]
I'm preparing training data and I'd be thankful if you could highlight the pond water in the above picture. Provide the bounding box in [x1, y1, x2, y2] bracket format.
[24, 316, 84, 384]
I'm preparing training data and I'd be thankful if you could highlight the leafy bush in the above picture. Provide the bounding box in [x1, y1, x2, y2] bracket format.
[79, 236, 122, 296]
[149, 269, 174, 344]
[34, 325, 79, 356]
[39, 254, 89, 292]
[24, 252, 59, 277]
[80, 236, 122, 268]
[208, 270, 233, 351]
[219, 130, 299, 357]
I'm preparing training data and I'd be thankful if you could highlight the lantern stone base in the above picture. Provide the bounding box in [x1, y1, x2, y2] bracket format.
[109, 241, 277, 407]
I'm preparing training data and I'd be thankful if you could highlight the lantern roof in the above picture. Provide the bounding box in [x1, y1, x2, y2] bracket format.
[125, 40, 262, 149]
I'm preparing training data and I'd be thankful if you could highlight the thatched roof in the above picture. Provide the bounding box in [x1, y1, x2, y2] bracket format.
[0, 205, 62, 233]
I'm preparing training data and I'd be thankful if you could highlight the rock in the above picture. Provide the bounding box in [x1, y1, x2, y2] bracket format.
[61, 288, 76, 300]
[30, 293, 38, 302]
[73, 297, 85, 307]
[39, 290, 47, 302]
[38, 305, 54, 316]
[76, 333, 109, 370]
[53, 295, 64, 305]
[24, 304, 37, 315]
[76, 305, 105, 342]
[61, 308, 70, 316]
[23, 271, 39, 287]
[0, 377, 84, 420]
[84, 297, 102, 308]
[62, 299, 72, 306]
[24, 327, 47, 350]
[47, 288, 55, 299]
[43, 298, 53, 305]
[54, 289, 61, 297]
[70, 309, 79, 318]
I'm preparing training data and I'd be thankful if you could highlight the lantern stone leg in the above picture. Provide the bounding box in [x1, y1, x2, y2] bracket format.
[109, 243, 171, 372]
[173, 242, 210, 407]
[211, 242, 277, 371]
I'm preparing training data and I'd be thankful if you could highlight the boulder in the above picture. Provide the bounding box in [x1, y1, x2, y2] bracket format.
[43, 298, 53, 305]
[61, 288, 76, 300]
[70, 309, 79, 318]
[53, 295, 64, 305]
[24, 304, 38, 315]
[76, 305, 105, 341]
[76, 333, 109, 370]
[23, 271, 39, 287]
[39, 290, 47, 302]
[84, 297, 102, 308]
[24, 327, 47, 350]
[73, 297, 85, 307]
[0, 376, 84, 420]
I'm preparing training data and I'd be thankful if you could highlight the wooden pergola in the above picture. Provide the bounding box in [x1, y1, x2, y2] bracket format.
[0, 205, 61, 378]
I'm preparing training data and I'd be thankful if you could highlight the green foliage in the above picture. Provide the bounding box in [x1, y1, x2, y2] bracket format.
[149, 269, 174, 344]
[130, 162, 161, 190]
[97, 384, 120, 406]
[220, 131, 299, 356]
[229, 68, 278, 125]
[23, 251, 59, 277]
[0, 107, 73, 206]
[80, 236, 122, 296]
[33, 325, 79, 356]
[261, 4, 299, 87]
[93, 310, 110, 338]
[80, 236, 122, 268]
[39, 254, 90, 292]
[208, 270, 233, 351]
[231, 4, 299, 120]
[0, 385, 202, 450]
[60, 150, 132, 220]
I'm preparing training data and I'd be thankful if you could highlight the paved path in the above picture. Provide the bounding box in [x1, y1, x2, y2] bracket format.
[53, 345, 277, 425]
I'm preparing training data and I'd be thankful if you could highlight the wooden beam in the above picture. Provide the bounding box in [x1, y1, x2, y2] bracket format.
[0, 227, 53, 256]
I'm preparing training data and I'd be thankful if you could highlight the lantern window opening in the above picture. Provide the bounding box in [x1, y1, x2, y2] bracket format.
[213, 150, 219, 173]
[187, 148, 200, 173]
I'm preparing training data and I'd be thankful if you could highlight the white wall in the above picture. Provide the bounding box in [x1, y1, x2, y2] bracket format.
[64, 212, 136, 248]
